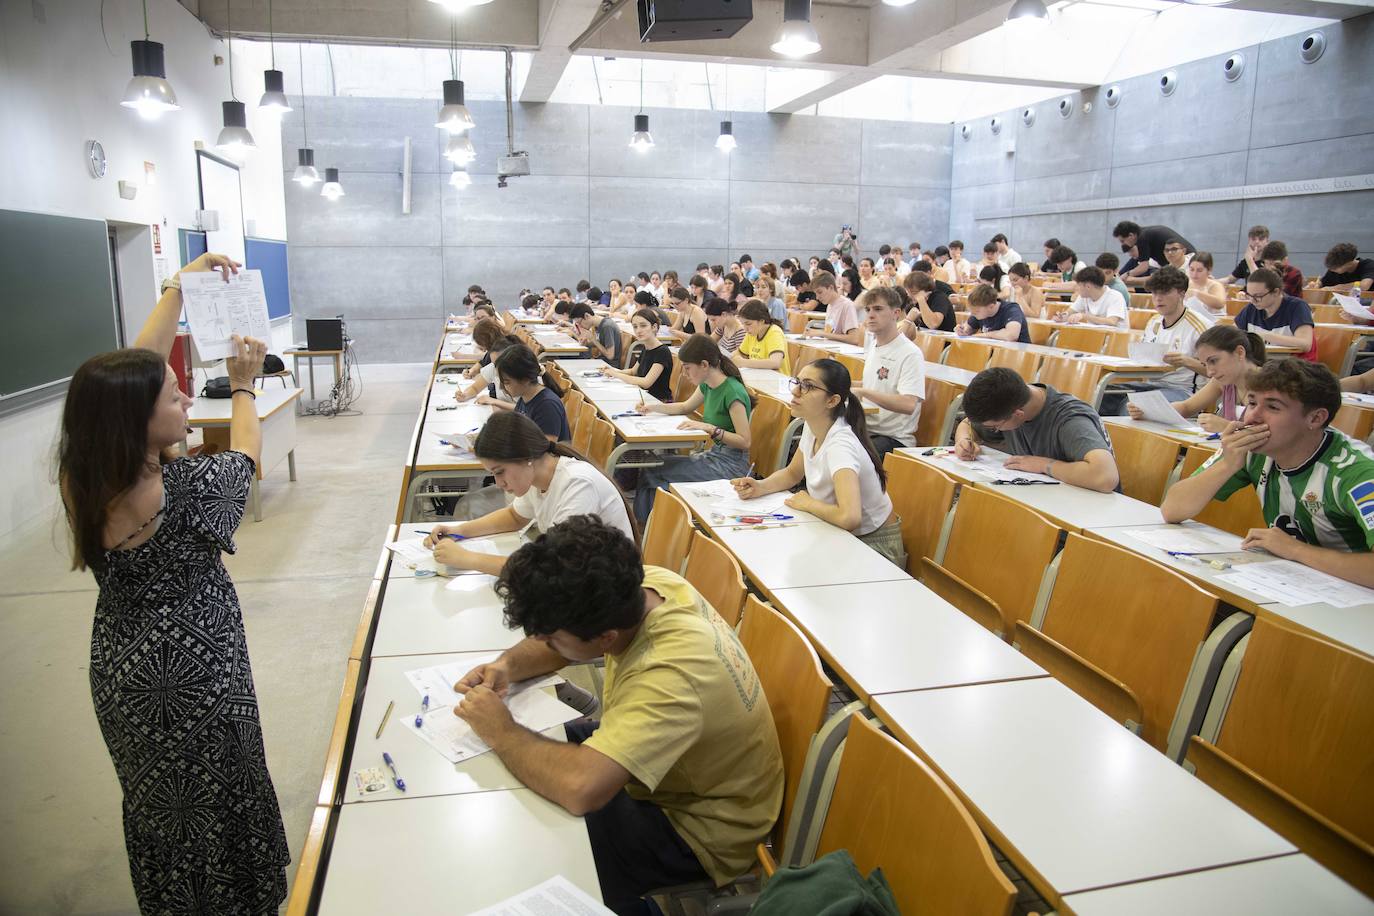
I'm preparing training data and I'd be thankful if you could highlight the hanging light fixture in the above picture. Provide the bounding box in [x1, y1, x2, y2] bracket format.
[436, 26, 475, 132]
[629, 61, 654, 152]
[428, 0, 496, 10]
[321, 167, 345, 199]
[772, 0, 821, 57]
[216, 2, 256, 154]
[715, 121, 736, 152]
[292, 47, 319, 185]
[1005, 0, 1051, 28]
[258, 0, 291, 114]
[121, 0, 180, 119]
[449, 167, 472, 189]
[444, 135, 477, 165]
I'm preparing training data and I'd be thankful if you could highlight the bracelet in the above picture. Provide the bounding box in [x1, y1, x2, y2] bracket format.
[712, 426, 724, 442]
[231, 388, 257, 399]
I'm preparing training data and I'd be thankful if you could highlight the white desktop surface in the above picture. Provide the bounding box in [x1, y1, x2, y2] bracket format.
[872, 678, 1295, 902]
[770, 580, 1046, 700]
[317, 788, 598, 915]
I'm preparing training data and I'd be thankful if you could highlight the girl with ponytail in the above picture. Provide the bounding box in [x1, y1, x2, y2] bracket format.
[424, 412, 636, 574]
[633, 334, 754, 522]
[495, 344, 571, 442]
[731, 358, 907, 568]
[1126, 325, 1266, 432]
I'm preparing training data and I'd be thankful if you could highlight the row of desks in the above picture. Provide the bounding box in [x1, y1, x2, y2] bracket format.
[664, 477, 1370, 913]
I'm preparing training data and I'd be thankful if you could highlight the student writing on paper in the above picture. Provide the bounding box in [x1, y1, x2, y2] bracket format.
[1058, 266, 1129, 327]
[497, 344, 571, 442]
[424, 413, 634, 574]
[1162, 359, 1374, 588]
[633, 336, 753, 523]
[731, 359, 907, 567]
[456, 328, 522, 407]
[954, 368, 1121, 492]
[1127, 325, 1266, 432]
[598, 308, 673, 402]
[957, 283, 1029, 342]
[452, 517, 784, 916]
[58, 251, 290, 913]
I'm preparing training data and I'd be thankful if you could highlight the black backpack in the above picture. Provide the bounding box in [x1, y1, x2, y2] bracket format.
[201, 376, 232, 398]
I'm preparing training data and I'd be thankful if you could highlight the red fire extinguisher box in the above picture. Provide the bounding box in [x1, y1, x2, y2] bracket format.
[170, 331, 193, 397]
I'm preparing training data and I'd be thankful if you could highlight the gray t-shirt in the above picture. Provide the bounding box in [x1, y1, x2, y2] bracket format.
[973, 385, 1113, 464]
[596, 317, 624, 366]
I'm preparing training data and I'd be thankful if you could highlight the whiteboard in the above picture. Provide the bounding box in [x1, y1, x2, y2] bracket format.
[197, 150, 245, 266]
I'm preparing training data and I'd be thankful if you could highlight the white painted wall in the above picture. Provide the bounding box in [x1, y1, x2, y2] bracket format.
[0, 0, 288, 542]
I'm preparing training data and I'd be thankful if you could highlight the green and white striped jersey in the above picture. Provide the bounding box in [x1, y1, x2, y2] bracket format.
[1204, 429, 1374, 552]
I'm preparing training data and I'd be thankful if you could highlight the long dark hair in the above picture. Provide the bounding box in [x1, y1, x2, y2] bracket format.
[979, 263, 1006, 291]
[678, 334, 753, 407]
[58, 348, 167, 572]
[738, 298, 782, 330]
[495, 343, 565, 396]
[1197, 324, 1266, 366]
[807, 359, 887, 489]
[473, 411, 640, 541]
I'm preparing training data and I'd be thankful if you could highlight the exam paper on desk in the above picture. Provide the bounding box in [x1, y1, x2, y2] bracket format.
[1216, 559, 1374, 608]
[1127, 390, 1198, 429]
[467, 875, 613, 916]
[404, 651, 562, 710]
[932, 451, 1057, 484]
[405, 686, 579, 764]
[1120, 527, 1244, 555]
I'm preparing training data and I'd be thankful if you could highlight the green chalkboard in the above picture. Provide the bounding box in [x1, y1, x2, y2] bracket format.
[0, 209, 119, 399]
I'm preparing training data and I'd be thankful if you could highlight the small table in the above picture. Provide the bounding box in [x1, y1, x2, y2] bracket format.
[286, 348, 344, 408]
[186, 387, 302, 521]
[370, 575, 523, 658]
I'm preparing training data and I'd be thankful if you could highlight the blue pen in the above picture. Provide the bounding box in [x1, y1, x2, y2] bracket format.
[412, 529, 465, 540]
[382, 752, 407, 791]
[415, 695, 429, 728]
[1205, 432, 1222, 440]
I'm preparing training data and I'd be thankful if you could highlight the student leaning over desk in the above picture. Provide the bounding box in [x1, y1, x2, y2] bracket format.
[453, 516, 784, 916]
[425, 412, 634, 574]
[733, 358, 908, 568]
[58, 252, 290, 914]
[1161, 359, 1374, 588]
[954, 367, 1121, 493]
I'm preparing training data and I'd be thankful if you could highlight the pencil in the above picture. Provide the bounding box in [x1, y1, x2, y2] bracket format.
[375, 700, 394, 739]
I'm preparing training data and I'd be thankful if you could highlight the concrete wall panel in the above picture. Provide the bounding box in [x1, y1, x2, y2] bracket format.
[1109, 152, 1248, 199]
[1011, 89, 1116, 182]
[288, 246, 443, 320]
[287, 171, 442, 247]
[729, 181, 859, 251]
[1250, 19, 1374, 148]
[951, 116, 1018, 190]
[588, 177, 729, 248]
[1015, 169, 1111, 208]
[440, 175, 589, 247]
[859, 121, 953, 190]
[1245, 133, 1374, 185]
[858, 188, 949, 252]
[442, 246, 590, 311]
[588, 249, 728, 285]
[464, 101, 590, 177]
[280, 96, 440, 174]
[589, 106, 730, 181]
[727, 113, 862, 186]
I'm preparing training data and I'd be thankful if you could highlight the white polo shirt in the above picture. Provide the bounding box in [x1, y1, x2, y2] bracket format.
[800, 419, 894, 536]
[1069, 287, 1128, 323]
[510, 456, 633, 538]
[862, 332, 925, 446]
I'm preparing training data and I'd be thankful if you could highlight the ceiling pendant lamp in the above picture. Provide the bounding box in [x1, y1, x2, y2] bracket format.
[715, 120, 736, 152]
[629, 62, 654, 152]
[444, 135, 477, 165]
[428, 0, 496, 10]
[292, 48, 319, 185]
[258, 0, 291, 114]
[772, 0, 821, 57]
[1005, 0, 1051, 28]
[436, 30, 475, 133]
[120, 0, 179, 119]
[449, 167, 472, 189]
[216, 3, 256, 154]
[321, 168, 345, 200]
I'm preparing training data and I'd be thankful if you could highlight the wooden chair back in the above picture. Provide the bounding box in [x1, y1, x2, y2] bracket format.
[914, 378, 964, 447]
[834, 353, 865, 382]
[1053, 326, 1110, 354]
[1036, 355, 1103, 403]
[1333, 404, 1374, 442]
[1106, 422, 1183, 505]
[1103, 328, 1144, 358]
[912, 332, 946, 364]
[1316, 325, 1362, 375]
[883, 453, 957, 577]
[667, 353, 683, 403]
[1129, 292, 1152, 309]
[817, 716, 1016, 916]
[1127, 308, 1155, 330]
[944, 338, 992, 373]
[563, 387, 585, 414]
[1212, 616, 1374, 850]
[787, 310, 810, 335]
[919, 558, 1006, 638]
[572, 400, 596, 454]
[738, 597, 833, 849]
[940, 486, 1062, 634]
[673, 362, 698, 403]
[1031, 534, 1217, 750]
[683, 530, 748, 626]
[749, 393, 793, 478]
[986, 347, 1040, 381]
[587, 418, 615, 469]
[1311, 303, 1344, 323]
[1026, 319, 1055, 345]
[1177, 446, 1265, 536]
[1302, 288, 1334, 305]
[642, 487, 694, 573]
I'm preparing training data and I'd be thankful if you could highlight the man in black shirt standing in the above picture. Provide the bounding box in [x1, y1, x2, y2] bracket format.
[1113, 221, 1195, 281]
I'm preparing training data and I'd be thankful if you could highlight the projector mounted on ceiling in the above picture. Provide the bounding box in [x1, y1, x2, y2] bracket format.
[497, 152, 530, 189]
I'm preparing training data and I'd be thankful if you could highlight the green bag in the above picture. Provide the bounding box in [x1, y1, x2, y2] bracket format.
[750, 849, 901, 916]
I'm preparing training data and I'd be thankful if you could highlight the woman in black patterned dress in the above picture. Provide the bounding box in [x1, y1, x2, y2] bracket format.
[58, 253, 290, 914]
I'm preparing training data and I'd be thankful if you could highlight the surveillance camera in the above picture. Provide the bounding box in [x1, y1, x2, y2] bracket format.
[497, 176, 509, 189]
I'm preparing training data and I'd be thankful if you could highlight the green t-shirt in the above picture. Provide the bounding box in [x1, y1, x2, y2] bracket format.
[700, 376, 752, 433]
[1203, 429, 1374, 552]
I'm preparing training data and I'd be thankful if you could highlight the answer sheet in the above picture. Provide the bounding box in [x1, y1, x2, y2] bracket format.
[467, 876, 612, 916]
[1119, 526, 1244, 555]
[1216, 559, 1374, 608]
[1126, 390, 1198, 428]
[405, 685, 580, 764]
[179, 269, 272, 361]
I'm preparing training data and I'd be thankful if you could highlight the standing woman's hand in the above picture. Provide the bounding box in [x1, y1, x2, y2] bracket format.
[181, 252, 241, 282]
[225, 335, 268, 467]
[226, 336, 268, 387]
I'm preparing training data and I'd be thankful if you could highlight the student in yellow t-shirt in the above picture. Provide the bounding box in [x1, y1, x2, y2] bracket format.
[453, 516, 784, 915]
[733, 298, 791, 373]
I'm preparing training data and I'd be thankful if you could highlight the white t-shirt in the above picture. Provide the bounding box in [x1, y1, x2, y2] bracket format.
[997, 247, 1022, 271]
[479, 361, 516, 403]
[1143, 306, 1214, 390]
[800, 419, 894, 537]
[862, 333, 925, 446]
[510, 456, 633, 538]
[1069, 287, 1128, 323]
[945, 258, 972, 283]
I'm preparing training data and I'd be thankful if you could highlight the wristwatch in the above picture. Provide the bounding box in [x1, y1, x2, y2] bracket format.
[160, 275, 181, 295]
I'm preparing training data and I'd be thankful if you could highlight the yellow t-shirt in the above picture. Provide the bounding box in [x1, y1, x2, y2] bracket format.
[584, 567, 784, 885]
[738, 324, 791, 375]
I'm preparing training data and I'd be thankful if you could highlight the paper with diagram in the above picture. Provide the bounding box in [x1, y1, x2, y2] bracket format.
[179, 269, 271, 361]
